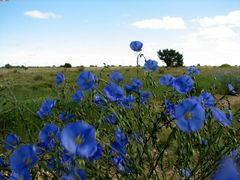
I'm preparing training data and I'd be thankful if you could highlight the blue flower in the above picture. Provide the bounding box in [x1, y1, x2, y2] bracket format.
[139, 91, 152, 105]
[212, 157, 240, 180]
[175, 97, 205, 132]
[37, 99, 56, 119]
[10, 170, 31, 180]
[104, 113, 118, 125]
[231, 150, 240, 160]
[59, 112, 74, 122]
[144, 59, 159, 72]
[111, 71, 123, 83]
[228, 84, 237, 95]
[200, 137, 208, 146]
[61, 169, 86, 180]
[115, 128, 128, 146]
[164, 99, 175, 119]
[38, 123, 60, 150]
[160, 75, 175, 87]
[104, 83, 125, 102]
[180, 167, 191, 178]
[187, 66, 200, 75]
[132, 133, 143, 144]
[200, 92, 215, 108]
[0, 173, 6, 180]
[94, 94, 107, 107]
[130, 41, 143, 52]
[56, 73, 66, 85]
[61, 121, 97, 158]
[10, 144, 38, 175]
[72, 90, 84, 103]
[211, 107, 232, 126]
[88, 143, 103, 162]
[173, 75, 194, 94]
[77, 71, 98, 91]
[0, 157, 5, 166]
[131, 79, 142, 89]
[47, 158, 55, 170]
[4, 134, 20, 150]
[119, 95, 135, 109]
[124, 84, 135, 92]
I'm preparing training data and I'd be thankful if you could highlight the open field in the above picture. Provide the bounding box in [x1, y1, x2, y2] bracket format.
[1, 66, 240, 179]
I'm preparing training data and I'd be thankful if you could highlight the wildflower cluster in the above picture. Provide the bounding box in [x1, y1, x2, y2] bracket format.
[0, 41, 240, 179]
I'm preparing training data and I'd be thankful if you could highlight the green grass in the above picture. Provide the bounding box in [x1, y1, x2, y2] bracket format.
[1, 66, 240, 142]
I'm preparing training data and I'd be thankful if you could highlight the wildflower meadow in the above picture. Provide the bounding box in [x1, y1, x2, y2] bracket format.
[1, 41, 240, 179]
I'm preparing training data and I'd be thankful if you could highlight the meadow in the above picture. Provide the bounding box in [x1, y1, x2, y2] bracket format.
[0, 65, 240, 179]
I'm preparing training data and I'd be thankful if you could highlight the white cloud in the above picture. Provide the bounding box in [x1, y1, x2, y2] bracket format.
[131, 16, 186, 30]
[24, 10, 60, 19]
[174, 26, 240, 66]
[194, 10, 240, 27]
[185, 26, 238, 40]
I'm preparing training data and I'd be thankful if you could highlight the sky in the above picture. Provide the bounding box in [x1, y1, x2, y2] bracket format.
[1, 0, 240, 67]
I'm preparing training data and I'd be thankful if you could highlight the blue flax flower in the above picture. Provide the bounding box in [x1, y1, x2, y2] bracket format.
[115, 128, 128, 146]
[173, 75, 194, 94]
[61, 169, 86, 180]
[38, 123, 60, 151]
[61, 121, 97, 158]
[139, 91, 152, 105]
[56, 73, 65, 85]
[200, 137, 208, 146]
[164, 99, 176, 119]
[10, 170, 31, 180]
[175, 97, 205, 132]
[200, 92, 215, 108]
[144, 59, 159, 72]
[104, 83, 125, 102]
[104, 113, 118, 125]
[160, 75, 175, 87]
[119, 95, 135, 109]
[0, 173, 6, 180]
[88, 143, 103, 162]
[77, 71, 98, 91]
[131, 78, 142, 89]
[59, 112, 74, 122]
[4, 134, 20, 150]
[187, 66, 200, 75]
[211, 107, 232, 126]
[180, 167, 191, 178]
[0, 157, 5, 166]
[228, 83, 237, 95]
[72, 90, 84, 103]
[212, 157, 240, 180]
[111, 71, 123, 83]
[130, 41, 143, 52]
[124, 84, 135, 92]
[10, 144, 38, 175]
[132, 133, 143, 144]
[37, 99, 56, 119]
[94, 94, 107, 107]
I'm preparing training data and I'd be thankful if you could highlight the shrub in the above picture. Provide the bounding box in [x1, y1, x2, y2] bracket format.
[220, 64, 231, 68]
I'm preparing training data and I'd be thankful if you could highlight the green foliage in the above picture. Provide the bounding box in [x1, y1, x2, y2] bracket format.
[220, 64, 232, 68]
[157, 49, 184, 67]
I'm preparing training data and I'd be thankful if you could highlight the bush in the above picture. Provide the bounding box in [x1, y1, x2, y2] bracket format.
[220, 64, 231, 68]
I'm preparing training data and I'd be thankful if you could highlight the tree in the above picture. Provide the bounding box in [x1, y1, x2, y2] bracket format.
[157, 49, 183, 67]
[62, 63, 72, 68]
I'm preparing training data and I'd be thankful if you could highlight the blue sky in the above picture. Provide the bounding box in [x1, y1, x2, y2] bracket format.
[1, 0, 240, 66]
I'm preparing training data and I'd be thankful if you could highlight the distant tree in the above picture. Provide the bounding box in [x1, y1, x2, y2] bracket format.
[157, 49, 183, 67]
[63, 63, 72, 68]
[5, 64, 12, 69]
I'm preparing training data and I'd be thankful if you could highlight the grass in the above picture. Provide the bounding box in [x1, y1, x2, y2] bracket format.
[1, 66, 240, 143]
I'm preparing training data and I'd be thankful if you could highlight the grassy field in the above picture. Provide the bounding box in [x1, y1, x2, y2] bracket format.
[1, 66, 240, 143]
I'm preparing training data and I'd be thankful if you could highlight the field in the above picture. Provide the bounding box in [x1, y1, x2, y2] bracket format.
[1, 66, 240, 179]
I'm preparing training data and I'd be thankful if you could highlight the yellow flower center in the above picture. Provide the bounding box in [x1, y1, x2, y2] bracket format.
[25, 157, 33, 165]
[75, 135, 83, 145]
[86, 79, 91, 84]
[185, 112, 192, 120]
